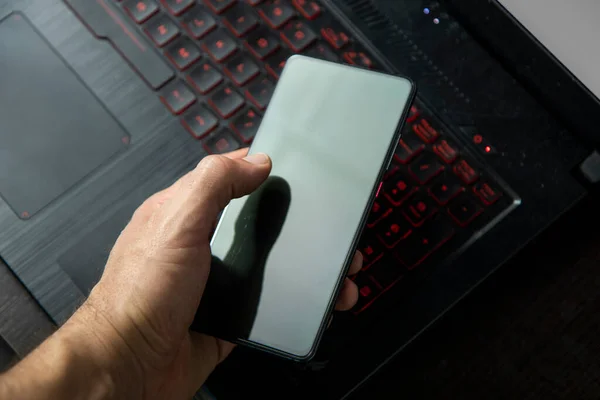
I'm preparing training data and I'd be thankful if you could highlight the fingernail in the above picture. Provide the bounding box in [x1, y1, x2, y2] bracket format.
[243, 153, 269, 165]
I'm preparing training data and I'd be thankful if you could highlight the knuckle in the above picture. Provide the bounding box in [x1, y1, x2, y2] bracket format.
[196, 155, 231, 177]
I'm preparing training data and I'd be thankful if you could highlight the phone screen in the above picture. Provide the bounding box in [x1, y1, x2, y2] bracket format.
[195, 56, 414, 359]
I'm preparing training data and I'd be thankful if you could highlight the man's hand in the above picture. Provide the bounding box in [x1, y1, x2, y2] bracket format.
[0, 149, 362, 400]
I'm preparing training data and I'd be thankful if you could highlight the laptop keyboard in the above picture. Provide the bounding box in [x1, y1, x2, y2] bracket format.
[69, 0, 511, 315]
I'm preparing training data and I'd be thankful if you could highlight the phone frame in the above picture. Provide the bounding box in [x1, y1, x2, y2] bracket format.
[211, 56, 416, 362]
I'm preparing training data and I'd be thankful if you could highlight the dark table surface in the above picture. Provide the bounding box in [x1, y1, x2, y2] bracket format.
[2, 193, 600, 399]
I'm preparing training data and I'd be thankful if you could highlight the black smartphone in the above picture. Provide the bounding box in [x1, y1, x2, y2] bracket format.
[192, 55, 415, 361]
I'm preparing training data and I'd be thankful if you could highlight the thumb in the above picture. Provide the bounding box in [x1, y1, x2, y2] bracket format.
[159, 152, 272, 242]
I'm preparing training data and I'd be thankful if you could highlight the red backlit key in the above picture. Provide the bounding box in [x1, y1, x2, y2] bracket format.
[209, 85, 245, 118]
[160, 80, 196, 114]
[412, 118, 439, 143]
[182, 7, 217, 38]
[258, 1, 295, 28]
[343, 49, 373, 69]
[162, 0, 195, 15]
[292, 0, 321, 20]
[409, 152, 444, 184]
[203, 128, 242, 154]
[321, 25, 349, 49]
[165, 38, 201, 70]
[395, 213, 455, 269]
[145, 14, 180, 47]
[231, 108, 261, 142]
[376, 211, 412, 248]
[367, 196, 393, 228]
[473, 181, 502, 205]
[401, 192, 438, 227]
[383, 170, 414, 206]
[223, 4, 259, 37]
[407, 105, 420, 123]
[246, 77, 275, 110]
[224, 54, 260, 86]
[203, 29, 238, 62]
[367, 257, 402, 289]
[124, 0, 159, 23]
[305, 42, 339, 62]
[187, 62, 223, 94]
[394, 134, 424, 164]
[204, 0, 236, 14]
[281, 21, 317, 52]
[247, 0, 263, 5]
[429, 175, 463, 205]
[265, 48, 293, 79]
[352, 273, 380, 313]
[433, 139, 459, 163]
[359, 237, 384, 269]
[448, 194, 483, 226]
[245, 28, 280, 59]
[453, 159, 479, 184]
[181, 106, 219, 139]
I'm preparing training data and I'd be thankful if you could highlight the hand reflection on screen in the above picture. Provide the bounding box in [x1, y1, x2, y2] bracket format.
[193, 176, 291, 340]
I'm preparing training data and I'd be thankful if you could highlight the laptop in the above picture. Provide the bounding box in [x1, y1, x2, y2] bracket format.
[0, 0, 597, 398]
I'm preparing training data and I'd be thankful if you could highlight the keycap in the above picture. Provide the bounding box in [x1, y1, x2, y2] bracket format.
[187, 62, 223, 94]
[321, 25, 350, 49]
[305, 42, 339, 62]
[231, 108, 261, 142]
[412, 118, 440, 143]
[292, 0, 321, 20]
[280, 21, 317, 52]
[223, 4, 259, 37]
[182, 7, 217, 39]
[395, 213, 455, 269]
[202, 29, 238, 62]
[352, 274, 380, 313]
[165, 37, 201, 70]
[145, 14, 180, 47]
[409, 152, 444, 184]
[123, 0, 158, 23]
[473, 181, 502, 205]
[453, 159, 479, 185]
[359, 236, 384, 269]
[383, 170, 414, 206]
[448, 194, 483, 226]
[433, 139, 459, 164]
[406, 105, 420, 123]
[394, 134, 424, 164]
[204, 0, 236, 14]
[204, 128, 242, 154]
[209, 85, 245, 117]
[343, 49, 373, 68]
[163, 0, 195, 15]
[160, 80, 196, 114]
[429, 175, 463, 205]
[368, 256, 402, 289]
[224, 54, 260, 86]
[401, 191, 438, 227]
[181, 106, 219, 139]
[376, 211, 412, 248]
[246, 77, 275, 110]
[366, 196, 393, 228]
[258, 1, 295, 28]
[265, 48, 293, 78]
[245, 28, 280, 59]
[66, 0, 174, 89]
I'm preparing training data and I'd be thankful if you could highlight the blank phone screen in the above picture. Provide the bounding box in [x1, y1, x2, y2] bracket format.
[196, 56, 414, 359]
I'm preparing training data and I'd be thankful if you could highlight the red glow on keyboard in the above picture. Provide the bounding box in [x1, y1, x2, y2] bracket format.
[136, 2, 147, 12]
[473, 134, 483, 144]
[359, 286, 372, 297]
[485, 145, 492, 153]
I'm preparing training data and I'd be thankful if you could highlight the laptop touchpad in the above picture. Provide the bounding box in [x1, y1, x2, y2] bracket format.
[0, 14, 128, 219]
